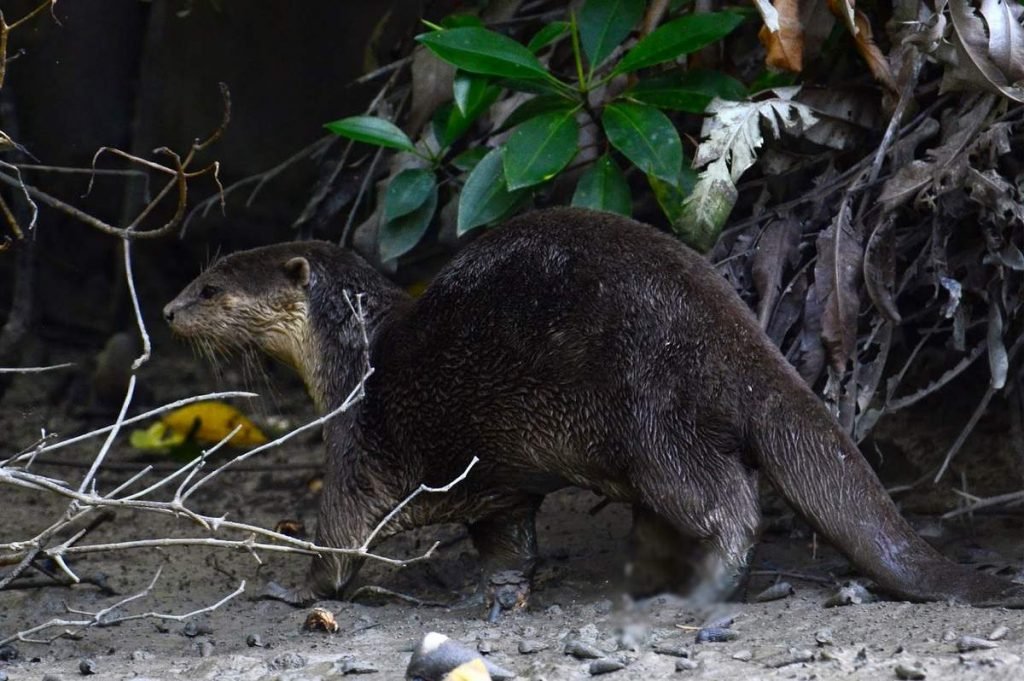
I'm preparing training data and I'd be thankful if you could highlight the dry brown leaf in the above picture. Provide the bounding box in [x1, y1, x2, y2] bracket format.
[753, 216, 802, 329]
[757, 0, 805, 72]
[815, 200, 863, 372]
[978, 0, 1024, 81]
[852, 11, 898, 91]
[946, 0, 1024, 102]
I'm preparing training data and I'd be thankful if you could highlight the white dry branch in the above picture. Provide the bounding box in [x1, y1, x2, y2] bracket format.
[0, 285, 479, 645]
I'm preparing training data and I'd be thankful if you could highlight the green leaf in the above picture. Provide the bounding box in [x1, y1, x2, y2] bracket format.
[527, 21, 570, 53]
[379, 181, 438, 261]
[384, 169, 435, 222]
[571, 155, 631, 216]
[417, 27, 553, 81]
[613, 12, 744, 74]
[502, 109, 580, 190]
[458, 148, 529, 235]
[499, 95, 578, 131]
[453, 71, 494, 117]
[431, 75, 500, 149]
[324, 116, 415, 152]
[601, 102, 682, 184]
[648, 167, 696, 223]
[441, 14, 484, 29]
[451, 147, 488, 172]
[580, 0, 644, 68]
[627, 70, 746, 112]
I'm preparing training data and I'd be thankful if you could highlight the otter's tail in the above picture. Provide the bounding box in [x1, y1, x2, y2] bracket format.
[748, 377, 1024, 607]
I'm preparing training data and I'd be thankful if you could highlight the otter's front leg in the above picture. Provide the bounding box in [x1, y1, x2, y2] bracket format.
[468, 495, 543, 620]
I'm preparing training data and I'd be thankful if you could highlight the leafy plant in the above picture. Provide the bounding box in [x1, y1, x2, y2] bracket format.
[325, 0, 746, 260]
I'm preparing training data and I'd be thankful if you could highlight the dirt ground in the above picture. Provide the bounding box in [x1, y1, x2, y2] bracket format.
[2, 344, 1023, 681]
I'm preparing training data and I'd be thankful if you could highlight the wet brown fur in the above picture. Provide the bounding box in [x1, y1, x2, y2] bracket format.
[165, 208, 1024, 607]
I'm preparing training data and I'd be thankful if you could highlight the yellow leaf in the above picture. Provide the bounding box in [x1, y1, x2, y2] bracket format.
[161, 401, 268, 447]
[758, 0, 805, 72]
[444, 659, 491, 681]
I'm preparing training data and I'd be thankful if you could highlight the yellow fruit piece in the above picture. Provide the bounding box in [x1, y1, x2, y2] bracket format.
[444, 659, 491, 681]
[129, 421, 186, 451]
[161, 401, 268, 447]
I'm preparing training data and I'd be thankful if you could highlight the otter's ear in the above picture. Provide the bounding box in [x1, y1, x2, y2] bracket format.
[284, 257, 311, 288]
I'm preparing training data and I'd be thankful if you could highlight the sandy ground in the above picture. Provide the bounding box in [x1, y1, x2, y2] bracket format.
[2, 346, 1023, 681]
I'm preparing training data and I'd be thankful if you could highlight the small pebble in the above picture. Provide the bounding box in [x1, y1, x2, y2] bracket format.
[546, 605, 563, 616]
[0, 644, 17, 661]
[565, 640, 605, 659]
[894, 663, 926, 680]
[824, 581, 875, 607]
[129, 650, 152, 661]
[477, 639, 493, 654]
[768, 648, 814, 668]
[182, 621, 212, 637]
[675, 658, 699, 671]
[42, 676, 62, 681]
[246, 633, 264, 648]
[0, 670, 7, 681]
[589, 657, 625, 675]
[731, 650, 753, 661]
[652, 641, 690, 657]
[198, 641, 214, 657]
[753, 581, 795, 602]
[79, 658, 97, 675]
[518, 639, 548, 654]
[339, 659, 379, 674]
[815, 628, 833, 646]
[268, 652, 307, 671]
[695, 627, 737, 643]
[592, 600, 613, 616]
[702, 614, 736, 629]
[988, 626, 1008, 641]
[941, 629, 957, 643]
[956, 636, 998, 652]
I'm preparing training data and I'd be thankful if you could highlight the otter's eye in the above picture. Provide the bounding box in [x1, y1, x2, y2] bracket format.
[199, 285, 220, 300]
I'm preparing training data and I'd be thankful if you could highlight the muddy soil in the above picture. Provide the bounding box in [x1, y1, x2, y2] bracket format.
[1, 345, 1023, 681]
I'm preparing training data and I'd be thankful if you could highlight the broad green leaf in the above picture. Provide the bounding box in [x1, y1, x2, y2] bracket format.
[432, 76, 500, 149]
[417, 27, 553, 81]
[580, 0, 644, 68]
[453, 71, 494, 116]
[380, 182, 438, 261]
[458, 148, 529, 235]
[324, 116, 415, 152]
[441, 14, 484, 28]
[571, 155, 631, 216]
[527, 21, 570, 52]
[503, 110, 580, 190]
[384, 169, 435, 222]
[498, 78, 570, 95]
[451, 147, 488, 172]
[648, 167, 697, 223]
[613, 12, 744, 74]
[601, 102, 682, 184]
[627, 71, 746, 112]
[499, 95, 578, 131]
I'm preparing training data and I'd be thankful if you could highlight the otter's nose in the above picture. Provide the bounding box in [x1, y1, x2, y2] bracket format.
[163, 302, 177, 323]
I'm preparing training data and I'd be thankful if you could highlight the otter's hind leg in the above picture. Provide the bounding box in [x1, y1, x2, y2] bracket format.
[636, 451, 760, 603]
[468, 495, 543, 618]
[627, 506, 697, 595]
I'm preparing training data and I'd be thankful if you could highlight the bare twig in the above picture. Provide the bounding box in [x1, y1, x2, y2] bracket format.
[0, 362, 74, 374]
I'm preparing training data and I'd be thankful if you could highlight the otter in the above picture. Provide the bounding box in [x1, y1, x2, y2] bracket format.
[164, 207, 1024, 607]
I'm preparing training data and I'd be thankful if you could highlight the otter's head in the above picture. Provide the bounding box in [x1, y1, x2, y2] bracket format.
[163, 243, 324, 378]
